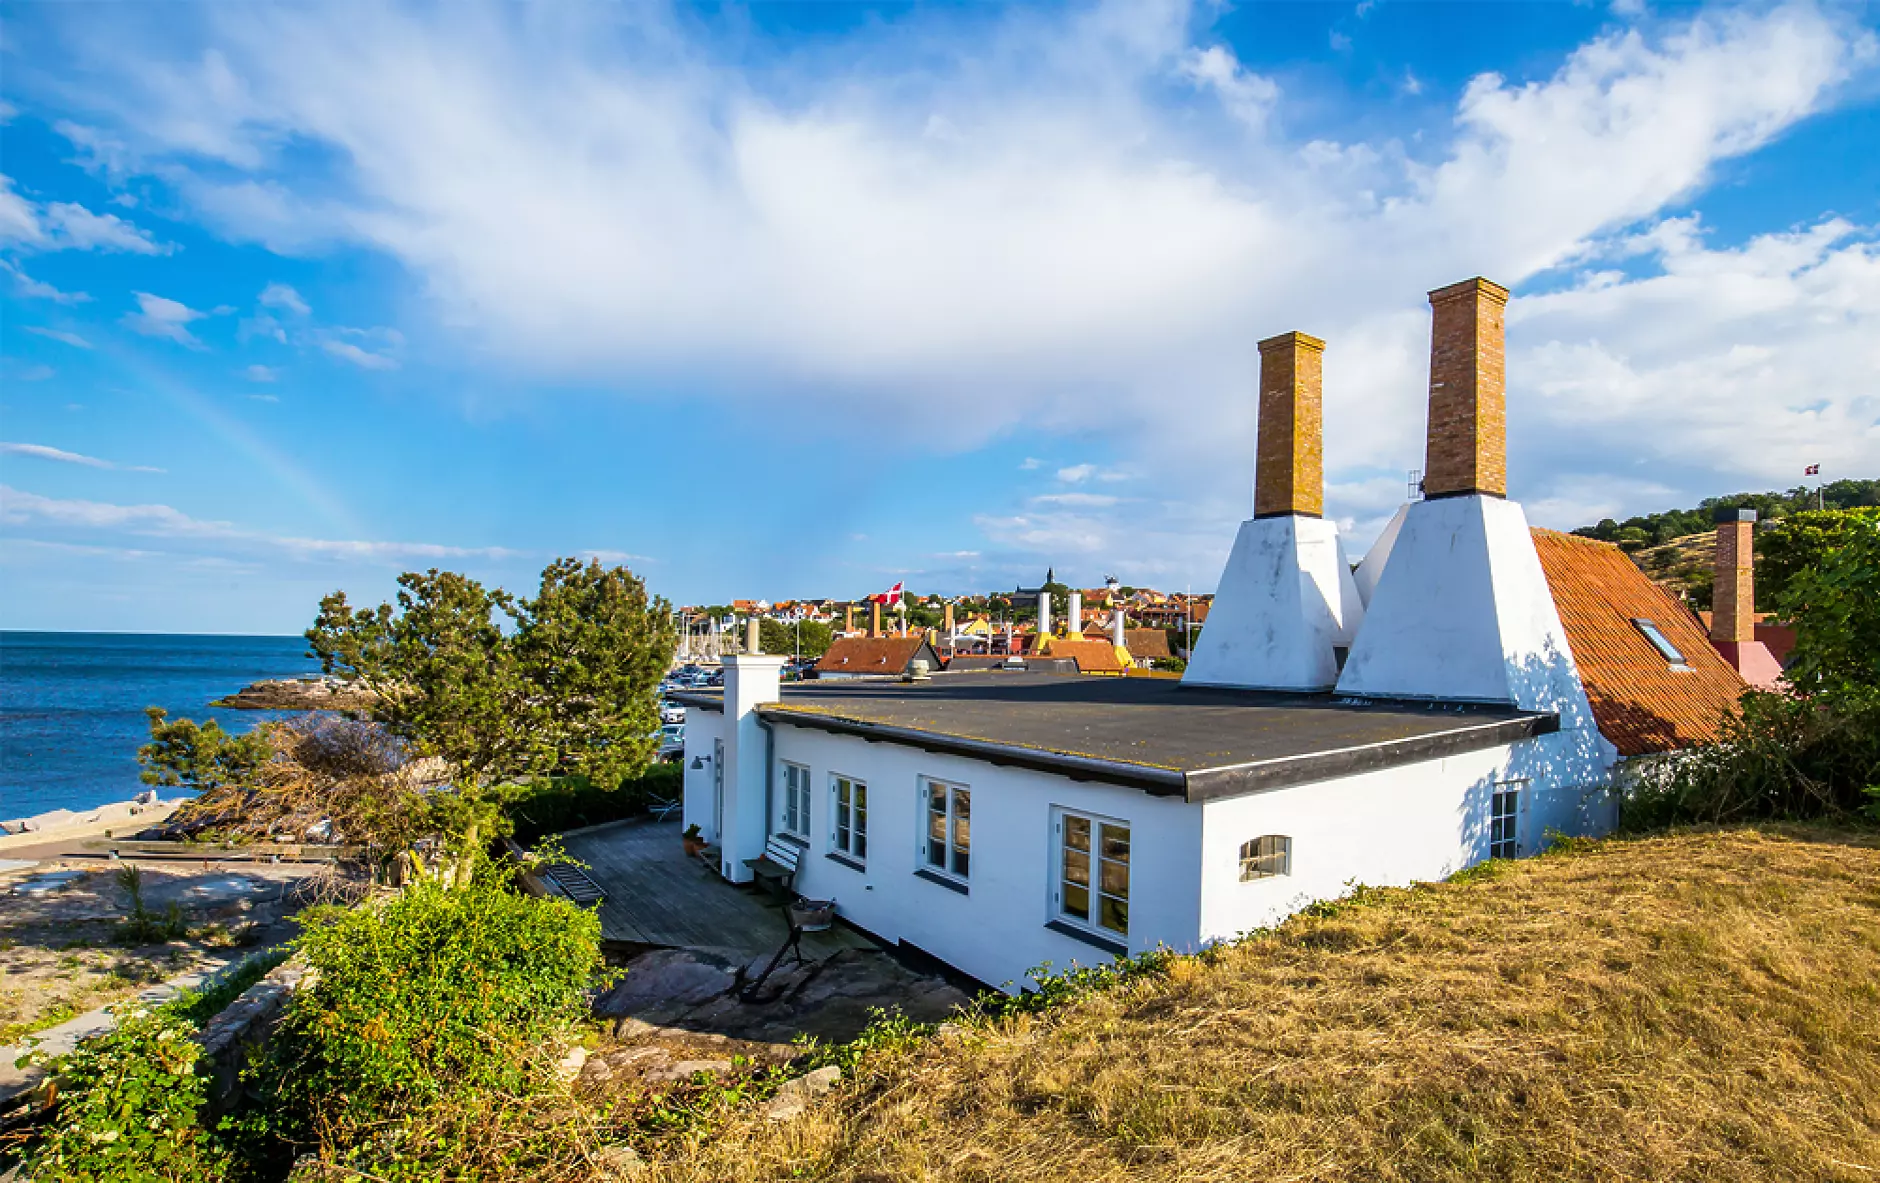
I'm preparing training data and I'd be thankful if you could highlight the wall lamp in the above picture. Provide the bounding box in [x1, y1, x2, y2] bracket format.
[690, 754, 712, 770]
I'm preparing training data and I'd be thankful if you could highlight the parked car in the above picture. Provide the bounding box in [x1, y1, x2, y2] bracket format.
[660, 701, 685, 725]
[657, 723, 685, 763]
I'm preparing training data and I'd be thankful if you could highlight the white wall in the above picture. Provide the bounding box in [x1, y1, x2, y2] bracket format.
[1196, 728, 1616, 943]
[681, 707, 726, 844]
[768, 723, 1204, 992]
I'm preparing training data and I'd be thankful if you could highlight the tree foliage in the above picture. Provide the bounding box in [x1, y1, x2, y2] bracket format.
[758, 616, 833, 658]
[1625, 506, 1880, 826]
[307, 558, 676, 790]
[137, 707, 272, 795]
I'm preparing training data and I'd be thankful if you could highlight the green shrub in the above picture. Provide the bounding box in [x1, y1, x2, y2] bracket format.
[1623, 690, 1880, 829]
[506, 762, 682, 845]
[19, 1005, 227, 1182]
[113, 865, 189, 946]
[261, 870, 604, 1155]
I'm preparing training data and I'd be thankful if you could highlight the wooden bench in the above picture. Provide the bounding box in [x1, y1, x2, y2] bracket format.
[743, 835, 803, 895]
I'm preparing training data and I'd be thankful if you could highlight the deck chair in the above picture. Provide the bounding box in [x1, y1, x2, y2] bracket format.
[647, 795, 682, 822]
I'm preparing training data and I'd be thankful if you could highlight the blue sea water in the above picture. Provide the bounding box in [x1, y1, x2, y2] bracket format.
[0, 632, 320, 819]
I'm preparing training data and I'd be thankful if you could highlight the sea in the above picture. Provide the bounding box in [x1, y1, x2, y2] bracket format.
[0, 632, 321, 819]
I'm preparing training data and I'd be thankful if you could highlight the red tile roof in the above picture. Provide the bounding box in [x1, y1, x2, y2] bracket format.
[1043, 640, 1128, 674]
[1124, 629, 1171, 658]
[813, 636, 940, 676]
[1532, 529, 1747, 757]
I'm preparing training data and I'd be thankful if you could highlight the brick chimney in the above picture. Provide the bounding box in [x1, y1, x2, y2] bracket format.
[870, 601, 882, 638]
[1254, 332, 1326, 519]
[1709, 508, 1784, 688]
[1710, 509, 1755, 645]
[943, 601, 955, 636]
[844, 604, 855, 634]
[1422, 278, 1509, 499]
[1184, 327, 1362, 691]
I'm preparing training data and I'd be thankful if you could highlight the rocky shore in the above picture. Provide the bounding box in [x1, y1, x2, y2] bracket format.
[212, 676, 377, 711]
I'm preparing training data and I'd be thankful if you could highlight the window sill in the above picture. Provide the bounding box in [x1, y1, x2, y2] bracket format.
[824, 851, 867, 873]
[1045, 919, 1128, 958]
[773, 831, 809, 849]
[914, 867, 968, 896]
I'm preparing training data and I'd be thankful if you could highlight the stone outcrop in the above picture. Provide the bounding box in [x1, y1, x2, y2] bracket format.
[212, 678, 378, 711]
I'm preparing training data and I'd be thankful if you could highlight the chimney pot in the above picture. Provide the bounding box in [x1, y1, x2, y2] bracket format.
[1254, 331, 1327, 519]
[1422, 277, 1510, 499]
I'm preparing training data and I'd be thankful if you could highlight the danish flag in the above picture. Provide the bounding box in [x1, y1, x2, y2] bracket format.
[1804, 464, 1821, 476]
[868, 581, 905, 605]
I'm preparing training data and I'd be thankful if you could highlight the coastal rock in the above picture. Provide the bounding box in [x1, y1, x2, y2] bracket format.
[212, 678, 377, 712]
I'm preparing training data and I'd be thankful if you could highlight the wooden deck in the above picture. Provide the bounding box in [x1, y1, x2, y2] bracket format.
[556, 819, 872, 959]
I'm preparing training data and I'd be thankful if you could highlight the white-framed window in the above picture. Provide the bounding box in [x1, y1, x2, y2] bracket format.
[1054, 809, 1129, 938]
[921, 779, 971, 880]
[832, 775, 868, 862]
[1489, 783, 1521, 860]
[778, 759, 808, 835]
[1239, 835, 1291, 881]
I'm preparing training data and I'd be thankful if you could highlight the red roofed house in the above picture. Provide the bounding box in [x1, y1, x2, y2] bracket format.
[813, 636, 943, 681]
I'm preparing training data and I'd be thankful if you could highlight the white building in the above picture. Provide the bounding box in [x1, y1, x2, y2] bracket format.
[672, 277, 1747, 992]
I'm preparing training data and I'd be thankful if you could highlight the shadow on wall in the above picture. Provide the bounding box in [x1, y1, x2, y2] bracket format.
[1454, 648, 1619, 863]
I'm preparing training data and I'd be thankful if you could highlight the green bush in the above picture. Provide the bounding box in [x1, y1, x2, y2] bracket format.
[1623, 690, 1880, 829]
[260, 870, 604, 1156]
[20, 1005, 227, 1182]
[506, 762, 682, 845]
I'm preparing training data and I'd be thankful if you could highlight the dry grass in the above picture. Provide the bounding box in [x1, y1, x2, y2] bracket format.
[635, 827, 1880, 1183]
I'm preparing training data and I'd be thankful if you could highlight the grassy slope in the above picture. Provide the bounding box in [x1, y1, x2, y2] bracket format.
[641, 828, 1880, 1183]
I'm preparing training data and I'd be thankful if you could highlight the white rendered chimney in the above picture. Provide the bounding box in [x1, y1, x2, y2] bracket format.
[1183, 331, 1364, 692]
[713, 653, 786, 883]
[1111, 608, 1126, 647]
[1336, 278, 1593, 725]
[1067, 591, 1083, 637]
[1037, 589, 1052, 639]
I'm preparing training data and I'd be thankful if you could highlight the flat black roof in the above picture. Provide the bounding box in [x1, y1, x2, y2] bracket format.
[672, 672, 1557, 802]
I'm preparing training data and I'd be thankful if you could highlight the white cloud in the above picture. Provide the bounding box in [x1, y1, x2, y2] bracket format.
[0, 484, 516, 563]
[321, 339, 398, 370]
[258, 281, 310, 316]
[0, 175, 166, 253]
[1, 260, 92, 303]
[1033, 492, 1122, 507]
[1018, 457, 1045, 471]
[1178, 44, 1279, 130]
[24, 326, 93, 349]
[242, 363, 279, 381]
[1, 442, 164, 472]
[581, 548, 658, 565]
[41, 201, 166, 253]
[247, 393, 280, 403]
[11, 364, 56, 382]
[22, 1, 1880, 580]
[1056, 464, 1096, 483]
[123, 291, 209, 347]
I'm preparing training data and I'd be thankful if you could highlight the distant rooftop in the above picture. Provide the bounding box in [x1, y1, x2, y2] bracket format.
[674, 673, 1556, 802]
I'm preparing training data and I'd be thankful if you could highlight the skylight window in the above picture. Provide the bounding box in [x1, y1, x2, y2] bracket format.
[1631, 618, 1689, 670]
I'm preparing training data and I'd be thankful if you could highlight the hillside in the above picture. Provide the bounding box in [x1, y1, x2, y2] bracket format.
[638, 828, 1880, 1183]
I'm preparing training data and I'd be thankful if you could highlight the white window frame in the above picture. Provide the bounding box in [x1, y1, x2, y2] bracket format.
[1051, 807, 1130, 939]
[1489, 782, 1524, 860]
[1238, 835, 1292, 881]
[919, 778, 971, 883]
[830, 773, 868, 863]
[778, 761, 811, 840]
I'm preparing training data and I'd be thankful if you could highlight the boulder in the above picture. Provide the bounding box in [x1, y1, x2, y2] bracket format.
[763, 1065, 843, 1121]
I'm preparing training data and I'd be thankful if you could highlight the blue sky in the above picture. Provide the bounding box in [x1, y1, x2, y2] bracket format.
[2, 0, 1877, 634]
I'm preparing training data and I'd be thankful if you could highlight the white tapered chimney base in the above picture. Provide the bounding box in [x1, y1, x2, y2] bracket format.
[1183, 515, 1363, 692]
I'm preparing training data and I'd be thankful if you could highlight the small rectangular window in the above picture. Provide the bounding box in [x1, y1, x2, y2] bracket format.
[1056, 809, 1129, 938]
[1630, 618, 1689, 669]
[779, 762, 810, 838]
[1239, 835, 1292, 881]
[1490, 786, 1520, 860]
[832, 775, 868, 862]
[922, 779, 971, 881]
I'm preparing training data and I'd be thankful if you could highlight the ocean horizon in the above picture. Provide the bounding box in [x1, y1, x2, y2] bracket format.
[0, 630, 321, 819]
